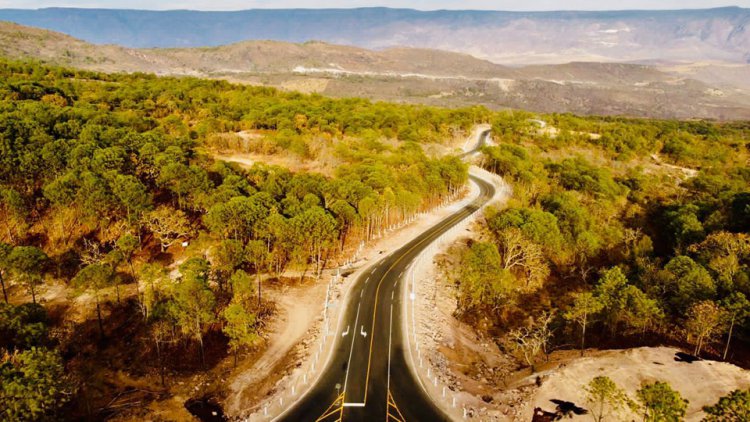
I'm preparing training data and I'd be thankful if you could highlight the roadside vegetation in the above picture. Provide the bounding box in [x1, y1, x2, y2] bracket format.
[443, 110, 750, 415]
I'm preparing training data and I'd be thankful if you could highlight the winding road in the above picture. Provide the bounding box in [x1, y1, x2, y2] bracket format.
[277, 132, 495, 422]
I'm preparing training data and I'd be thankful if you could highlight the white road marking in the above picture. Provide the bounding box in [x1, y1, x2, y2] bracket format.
[343, 301, 362, 393]
[403, 264, 429, 396]
[387, 303, 393, 394]
[342, 402, 365, 407]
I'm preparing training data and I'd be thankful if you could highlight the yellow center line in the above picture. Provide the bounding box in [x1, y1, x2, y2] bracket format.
[362, 179, 488, 403]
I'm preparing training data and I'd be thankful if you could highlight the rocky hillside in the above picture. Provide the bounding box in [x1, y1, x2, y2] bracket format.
[0, 7, 748, 64]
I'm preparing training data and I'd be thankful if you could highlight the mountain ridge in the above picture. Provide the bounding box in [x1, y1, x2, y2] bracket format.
[0, 6, 748, 64]
[2, 20, 750, 121]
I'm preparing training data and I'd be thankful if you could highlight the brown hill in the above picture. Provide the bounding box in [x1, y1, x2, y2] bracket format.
[1, 21, 749, 120]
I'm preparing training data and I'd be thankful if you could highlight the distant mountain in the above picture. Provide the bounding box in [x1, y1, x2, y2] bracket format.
[0, 7, 749, 65]
[2, 21, 750, 121]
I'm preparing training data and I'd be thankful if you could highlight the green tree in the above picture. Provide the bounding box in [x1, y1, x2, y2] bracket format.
[719, 292, 750, 360]
[0, 187, 29, 243]
[0, 303, 49, 351]
[594, 267, 629, 335]
[169, 258, 216, 366]
[584, 376, 635, 422]
[111, 174, 152, 222]
[663, 256, 716, 312]
[212, 239, 245, 292]
[489, 208, 564, 253]
[138, 262, 168, 320]
[229, 270, 255, 306]
[245, 239, 268, 308]
[72, 262, 115, 337]
[456, 241, 514, 313]
[157, 162, 210, 210]
[664, 204, 704, 251]
[290, 206, 337, 277]
[204, 196, 265, 244]
[689, 232, 750, 289]
[116, 234, 140, 303]
[685, 300, 725, 357]
[564, 291, 604, 356]
[621, 285, 664, 337]
[7, 246, 48, 304]
[222, 302, 259, 366]
[0, 347, 71, 421]
[637, 381, 688, 422]
[702, 389, 750, 422]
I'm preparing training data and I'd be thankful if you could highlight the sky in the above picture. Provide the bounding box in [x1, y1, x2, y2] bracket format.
[0, 0, 748, 11]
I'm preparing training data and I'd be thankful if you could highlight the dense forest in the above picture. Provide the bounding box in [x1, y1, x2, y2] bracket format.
[1, 58, 749, 420]
[449, 109, 750, 373]
[0, 59, 478, 420]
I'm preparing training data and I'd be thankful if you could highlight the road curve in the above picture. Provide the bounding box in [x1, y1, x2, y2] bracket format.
[277, 133, 495, 422]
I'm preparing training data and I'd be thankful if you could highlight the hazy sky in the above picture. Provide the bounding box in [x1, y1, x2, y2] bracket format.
[0, 0, 748, 10]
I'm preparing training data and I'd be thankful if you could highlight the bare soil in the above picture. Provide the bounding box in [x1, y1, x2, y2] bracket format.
[523, 346, 750, 421]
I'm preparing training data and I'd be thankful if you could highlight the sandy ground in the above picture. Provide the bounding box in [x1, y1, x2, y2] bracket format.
[278, 78, 330, 94]
[212, 152, 339, 177]
[524, 346, 750, 421]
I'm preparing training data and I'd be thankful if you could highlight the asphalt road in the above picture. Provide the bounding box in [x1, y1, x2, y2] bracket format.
[278, 134, 495, 422]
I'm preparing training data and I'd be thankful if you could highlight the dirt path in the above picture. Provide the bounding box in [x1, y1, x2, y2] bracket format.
[650, 153, 699, 178]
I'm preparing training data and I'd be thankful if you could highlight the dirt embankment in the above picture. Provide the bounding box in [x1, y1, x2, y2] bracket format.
[417, 243, 750, 421]
[525, 347, 750, 421]
[414, 222, 748, 421]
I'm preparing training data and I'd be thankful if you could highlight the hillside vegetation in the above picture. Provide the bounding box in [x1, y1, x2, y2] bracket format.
[0, 59, 479, 420]
[1, 59, 749, 420]
[447, 111, 750, 370]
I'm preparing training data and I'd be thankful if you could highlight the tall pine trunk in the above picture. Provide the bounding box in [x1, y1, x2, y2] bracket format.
[723, 317, 735, 361]
[29, 279, 36, 304]
[155, 338, 165, 387]
[95, 293, 104, 338]
[197, 318, 205, 368]
[0, 272, 7, 303]
[580, 319, 587, 357]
